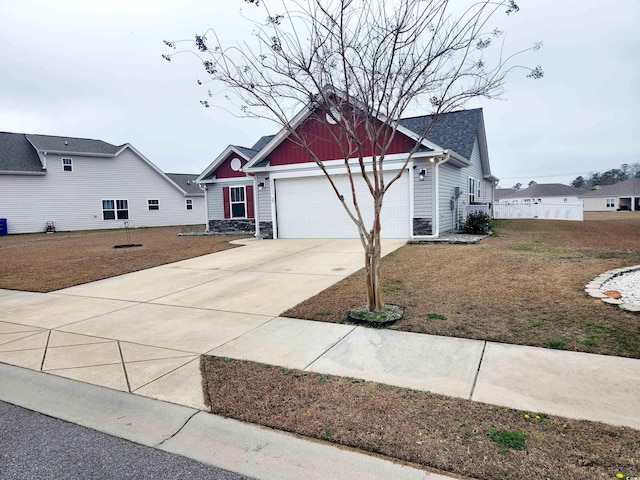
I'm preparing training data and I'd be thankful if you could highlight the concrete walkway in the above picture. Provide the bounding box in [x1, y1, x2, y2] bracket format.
[1, 237, 639, 436]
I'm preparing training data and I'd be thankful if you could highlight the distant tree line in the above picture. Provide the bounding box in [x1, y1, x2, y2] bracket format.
[571, 162, 640, 189]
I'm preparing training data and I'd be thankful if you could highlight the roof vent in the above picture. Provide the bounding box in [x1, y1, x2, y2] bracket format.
[64, 140, 68, 145]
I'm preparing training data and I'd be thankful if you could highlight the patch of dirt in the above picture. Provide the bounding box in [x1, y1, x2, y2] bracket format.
[201, 356, 640, 480]
[284, 214, 640, 358]
[0, 227, 246, 292]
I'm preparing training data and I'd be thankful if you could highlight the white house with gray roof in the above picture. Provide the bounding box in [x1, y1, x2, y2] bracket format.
[579, 177, 640, 211]
[198, 105, 497, 239]
[497, 183, 586, 205]
[0, 132, 204, 234]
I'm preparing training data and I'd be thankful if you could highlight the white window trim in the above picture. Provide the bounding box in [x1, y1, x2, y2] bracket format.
[185, 198, 193, 210]
[606, 198, 615, 208]
[102, 199, 129, 221]
[230, 185, 247, 219]
[62, 157, 73, 172]
[148, 199, 160, 211]
[468, 177, 476, 204]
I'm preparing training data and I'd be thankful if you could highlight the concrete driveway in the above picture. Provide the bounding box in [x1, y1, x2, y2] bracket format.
[0, 238, 406, 408]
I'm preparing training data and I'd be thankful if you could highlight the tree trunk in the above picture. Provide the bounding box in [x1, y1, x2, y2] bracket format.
[365, 198, 384, 312]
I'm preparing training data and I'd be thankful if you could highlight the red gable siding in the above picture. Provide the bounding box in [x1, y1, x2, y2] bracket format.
[268, 110, 415, 166]
[216, 152, 248, 178]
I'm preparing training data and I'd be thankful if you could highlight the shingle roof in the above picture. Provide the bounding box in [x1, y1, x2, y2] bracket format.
[398, 108, 483, 159]
[0, 132, 44, 173]
[494, 188, 514, 201]
[26, 133, 121, 155]
[503, 183, 586, 199]
[165, 173, 204, 195]
[579, 177, 640, 197]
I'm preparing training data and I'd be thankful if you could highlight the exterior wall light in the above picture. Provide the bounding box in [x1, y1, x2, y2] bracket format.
[258, 181, 265, 190]
[419, 169, 426, 181]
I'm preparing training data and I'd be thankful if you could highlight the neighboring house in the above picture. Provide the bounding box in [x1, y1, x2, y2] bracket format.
[0, 132, 204, 234]
[494, 188, 515, 203]
[197, 104, 497, 239]
[497, 184, 585, 205]
[579, 177, 640, 211]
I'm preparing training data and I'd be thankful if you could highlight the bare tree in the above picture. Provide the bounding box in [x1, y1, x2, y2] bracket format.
[163, 0, 542, 314]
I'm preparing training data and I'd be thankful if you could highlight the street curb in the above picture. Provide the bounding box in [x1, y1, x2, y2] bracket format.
[0, 363, 458, 480]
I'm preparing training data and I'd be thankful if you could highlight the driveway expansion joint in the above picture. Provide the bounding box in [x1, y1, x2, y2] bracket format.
[468, 340, 487, 399]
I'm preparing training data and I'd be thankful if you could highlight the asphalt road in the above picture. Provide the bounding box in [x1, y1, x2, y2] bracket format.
[0, 401, 249, 480]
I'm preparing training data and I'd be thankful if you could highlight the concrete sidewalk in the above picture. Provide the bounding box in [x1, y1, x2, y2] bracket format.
[1, 236, 639, 436]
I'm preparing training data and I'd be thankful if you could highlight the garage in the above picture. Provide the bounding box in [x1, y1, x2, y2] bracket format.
[274, 170, 410, 238]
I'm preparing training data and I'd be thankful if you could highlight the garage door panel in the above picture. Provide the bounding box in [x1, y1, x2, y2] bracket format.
[275, 172, 409, 239]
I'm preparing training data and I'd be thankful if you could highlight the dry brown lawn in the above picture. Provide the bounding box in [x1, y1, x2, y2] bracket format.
[202, 356, 640, 480]
[285, 212, 640, 358]
[0, 226, 245, 292]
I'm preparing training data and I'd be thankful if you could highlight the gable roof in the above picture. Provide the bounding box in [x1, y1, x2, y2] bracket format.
[579, 177, 640, 197]
[26, 133, 121, 156]
[165, 173, 204, 196]
[502, 183, 586, 199]
[0, 132, 45, 174]
[398, 108, 483, 160]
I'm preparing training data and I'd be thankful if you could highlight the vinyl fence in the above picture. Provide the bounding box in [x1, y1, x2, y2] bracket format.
[493, 202, 583, 221]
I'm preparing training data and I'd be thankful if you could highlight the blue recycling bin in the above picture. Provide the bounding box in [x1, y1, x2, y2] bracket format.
[0, 218, 7, 236]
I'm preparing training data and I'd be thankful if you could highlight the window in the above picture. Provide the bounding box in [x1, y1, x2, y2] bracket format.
[102, 199, 129, 220]
[62, 158, 73, 172]
[186, 199, 193, 210]
[230, 186, 246, 218]
[468, 178, 476, 203]
[606, 198, 615, 208]
[148, 199, 159, 211]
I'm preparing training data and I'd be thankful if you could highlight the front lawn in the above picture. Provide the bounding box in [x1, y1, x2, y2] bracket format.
[284, 213, 640, 358]
[0, 227, 245, 292]
[202, 356, 639, 480]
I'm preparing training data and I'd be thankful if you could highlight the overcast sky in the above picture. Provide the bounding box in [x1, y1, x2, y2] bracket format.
[1, 0, 638, 188]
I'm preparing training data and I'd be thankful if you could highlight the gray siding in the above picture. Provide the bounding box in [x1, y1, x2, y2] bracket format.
[207, 183, 225, 220]
[413, 161, 434, 218]
[257, 174, 272, 221]
[0, 148, 204, 234]
[438, 163, 466, 233]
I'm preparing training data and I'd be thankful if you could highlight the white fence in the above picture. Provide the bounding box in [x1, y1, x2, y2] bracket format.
[493, 202, 583, 221]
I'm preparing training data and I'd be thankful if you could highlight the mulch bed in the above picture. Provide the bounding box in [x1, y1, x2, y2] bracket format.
[201, 356, 640, 480]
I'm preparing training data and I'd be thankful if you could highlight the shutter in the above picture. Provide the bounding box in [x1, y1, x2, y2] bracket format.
[223, 186, 230, 219]
[246, 185, 254, 218]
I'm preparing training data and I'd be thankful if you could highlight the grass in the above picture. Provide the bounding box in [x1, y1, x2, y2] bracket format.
[201, 355, 640, 480]
[0, 226, 245, 292]
[284, 212, 640, 358]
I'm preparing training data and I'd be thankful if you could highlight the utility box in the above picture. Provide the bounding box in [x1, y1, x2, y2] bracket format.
[0, 218, 7, 236]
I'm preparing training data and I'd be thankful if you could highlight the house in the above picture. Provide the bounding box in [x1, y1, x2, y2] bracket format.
[497, 184, 585, 205]
[197, 105, 497, 239]
[0, 132, 204, 234]
[579, 177, 640, 211]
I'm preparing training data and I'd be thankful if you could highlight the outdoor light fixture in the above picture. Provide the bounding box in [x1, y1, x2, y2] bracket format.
[429, 157, 435, 163]
[258, 181, 265, 190]
[419, 169, 426, 181]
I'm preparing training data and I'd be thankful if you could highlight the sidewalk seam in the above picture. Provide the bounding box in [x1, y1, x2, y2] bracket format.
[154, 410, 200, 448]
[469, 341, 487, 400]
[302, 325, 358, 371]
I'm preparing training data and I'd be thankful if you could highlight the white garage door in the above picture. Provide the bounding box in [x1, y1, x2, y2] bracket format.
[275, 171, 410, 238]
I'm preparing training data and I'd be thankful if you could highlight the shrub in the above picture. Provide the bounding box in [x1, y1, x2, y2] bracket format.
[462, 211, 495, 235]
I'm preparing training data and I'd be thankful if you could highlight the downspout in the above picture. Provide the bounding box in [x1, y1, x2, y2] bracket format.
[412, 151, 450, 239]
[253, 175, 260, 239]
[201, 183, 210, 232]
[432, 151, 451, 238]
